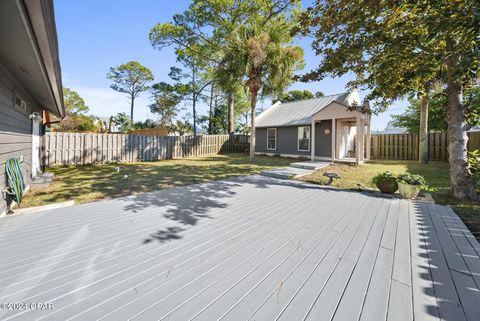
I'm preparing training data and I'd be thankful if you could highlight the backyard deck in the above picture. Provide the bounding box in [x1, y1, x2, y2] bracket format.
[0, 175, 479, 320]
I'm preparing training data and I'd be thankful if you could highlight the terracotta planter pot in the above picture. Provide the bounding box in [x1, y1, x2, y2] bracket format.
[398, 182, 421, 199]
[374, 179, 398, 194]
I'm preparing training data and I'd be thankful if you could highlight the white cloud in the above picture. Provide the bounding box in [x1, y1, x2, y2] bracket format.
[73, 86, 153, 121]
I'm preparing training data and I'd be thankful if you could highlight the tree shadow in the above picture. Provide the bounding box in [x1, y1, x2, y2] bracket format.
[119, 174, 362, 244]
[142, 226, 185, 244]
[411, 200, 480, 320]
[119, 178, 242, 244]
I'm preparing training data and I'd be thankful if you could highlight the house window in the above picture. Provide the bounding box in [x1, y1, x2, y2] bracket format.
[298, 126, 310, 151]
[267, 128, 276, 150]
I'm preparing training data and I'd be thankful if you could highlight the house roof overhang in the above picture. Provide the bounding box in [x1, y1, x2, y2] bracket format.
[311, 101, 370, 124]
[0, 0, 64, 117]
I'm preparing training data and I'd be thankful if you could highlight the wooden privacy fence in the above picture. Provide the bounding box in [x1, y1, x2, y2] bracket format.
[43, 133, 250, 166]
[128, 127, 168, 136]
[371, 132, 480, 161]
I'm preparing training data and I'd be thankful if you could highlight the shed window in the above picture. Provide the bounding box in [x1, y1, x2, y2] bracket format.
[267, 128, 276, 150]
[298, 126, 310, 151]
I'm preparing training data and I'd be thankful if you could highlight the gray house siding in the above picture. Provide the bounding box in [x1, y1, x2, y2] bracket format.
[0, 64, 40, 215]
[255, 126, 311, 156]
[315, 120, 332, 157]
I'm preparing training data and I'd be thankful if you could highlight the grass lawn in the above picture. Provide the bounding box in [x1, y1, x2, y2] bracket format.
[22, 153, 292, 208]
[299, 160, 480, 239]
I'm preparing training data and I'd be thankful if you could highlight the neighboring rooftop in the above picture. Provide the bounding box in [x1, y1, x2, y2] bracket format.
[255, 91, 361, 128]
[372, 122, 409, 135]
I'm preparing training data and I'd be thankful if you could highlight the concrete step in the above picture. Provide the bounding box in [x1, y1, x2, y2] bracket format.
[260, 167, 314, 180]
[290, 161, 330, 171]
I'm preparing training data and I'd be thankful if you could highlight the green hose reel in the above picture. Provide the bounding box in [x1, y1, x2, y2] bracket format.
[5, 158, 25, 207]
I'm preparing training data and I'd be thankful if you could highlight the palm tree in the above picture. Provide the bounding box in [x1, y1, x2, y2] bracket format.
[217, 22, 304, 161]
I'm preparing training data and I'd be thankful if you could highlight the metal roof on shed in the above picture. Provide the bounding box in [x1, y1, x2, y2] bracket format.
[256, 92, 351, 128]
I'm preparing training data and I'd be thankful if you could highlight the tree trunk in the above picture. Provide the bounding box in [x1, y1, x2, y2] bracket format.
[419, 94, 429, 164]
[249, 92, 257, 162]
[208, 84, 214, 135]
[130, 95, 135, 120]
[445, 50, 477, 200]
[227, 92, 235, 136]
[192, 67, 197, 139]
[192, 93, 197, 139]
[245, 113, 248, 135]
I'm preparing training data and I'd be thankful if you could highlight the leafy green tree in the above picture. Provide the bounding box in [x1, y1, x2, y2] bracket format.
[166, 62, 210, 137]
[299, 0, 479, 200]
[57, 87, 98, 132]
[56, 115, 99, 132]
[465, 86, 480, 127]
[107, 61, 154, 121]
[209, 102, 228, 134]
[133, 119, 158, 129]
[278, 89, 324, 102]
[169, 120, 194, 136]
[112, 112, 134, 133]
[196, 115, 210, 133]
[234, 88, 251, 134]
[391, 96, 447, 134]
[150, 14, 212, 137]
[149, 0, 283, 135]
[63, 87, 89, 115]
[217, 1, 305, 161]
[149, 81, 183, 127]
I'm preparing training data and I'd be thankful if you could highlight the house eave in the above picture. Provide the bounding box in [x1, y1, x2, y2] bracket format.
[256, 123, 312, 129]
[0, 0, 64, 117]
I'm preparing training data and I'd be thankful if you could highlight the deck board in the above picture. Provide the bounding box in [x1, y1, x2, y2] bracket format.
[0, 175, 479, 321]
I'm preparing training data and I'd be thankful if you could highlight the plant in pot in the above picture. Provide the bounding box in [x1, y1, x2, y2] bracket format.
[372, 171, 398, 194]
[397, 173, 427, 199]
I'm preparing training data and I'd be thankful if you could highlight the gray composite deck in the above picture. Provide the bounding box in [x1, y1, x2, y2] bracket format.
[0, 175, 479, 321]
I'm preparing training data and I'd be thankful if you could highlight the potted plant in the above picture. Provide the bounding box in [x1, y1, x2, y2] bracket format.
[397, 173, 427, 199]
[372, 171, 398, 194]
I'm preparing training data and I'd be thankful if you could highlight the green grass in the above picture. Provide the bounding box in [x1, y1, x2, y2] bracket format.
[299, 160, 480, 239]
[23, 153, 291, 208]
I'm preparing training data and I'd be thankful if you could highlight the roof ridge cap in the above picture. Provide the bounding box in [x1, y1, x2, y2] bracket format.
[279, 92, 350, 104]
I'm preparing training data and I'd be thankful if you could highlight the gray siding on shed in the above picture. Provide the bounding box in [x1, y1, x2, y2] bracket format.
[255, 126, 311, 156]
[0, 63, 40, 215]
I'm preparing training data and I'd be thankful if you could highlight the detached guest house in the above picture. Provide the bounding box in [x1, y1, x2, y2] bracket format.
[255, 91, 371, 165]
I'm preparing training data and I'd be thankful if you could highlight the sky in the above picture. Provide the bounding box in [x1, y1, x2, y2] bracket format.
[54, 0, 408, 131]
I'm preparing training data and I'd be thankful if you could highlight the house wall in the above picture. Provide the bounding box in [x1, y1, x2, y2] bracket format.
[0, 63, 40, 216]
[314, 120, 332, 157]
[255, 126, 311, 156]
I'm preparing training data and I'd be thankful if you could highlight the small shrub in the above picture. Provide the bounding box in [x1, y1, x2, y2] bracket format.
[397, 173, 427, 188]
[468, 150, 480, 191]
[372, 171, 398, 194]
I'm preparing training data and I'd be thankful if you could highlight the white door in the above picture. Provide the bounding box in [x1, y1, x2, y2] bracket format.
[31, 119, 41, 178]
